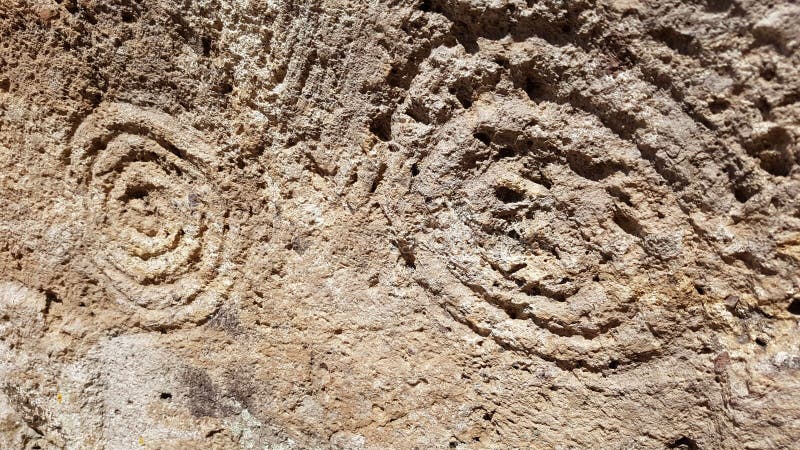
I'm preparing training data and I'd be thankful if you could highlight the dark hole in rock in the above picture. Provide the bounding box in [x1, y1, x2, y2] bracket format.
[405, 101, 430, 124]
[474, 132, 491, 146]
[215, 82, 233, 95]
[704, 0, 733, 12]
[755, 97, 772, 117]
[708, 98, 729, 114]
[494, 147, 516, 160]
[567, 151, 622, 181]
[160, 392, 172, 400]
[607, 186, 633, 206]
[524, 78, 547, 101]
[733, 183, 757, 203]
[121, 184, 152, 201]
[453, 22, 479, 54]
[522, 284, 542, 296]
[449, 85, 473, 108]
[759, 150, 793, 177]
[695, 285, 706, 295]
[612, 210, 642, 238]
[668, 436, 699, 449]
[495, 186, 525, 203]
[370, 114, 392, 142]
[650, 27, 700, 56]
[44, 290, 60, 304]
[201, 36, 213, 57]
[745, 126, 794, 176]
[760, 65, 776, 81]
[788, 298, 800, 315]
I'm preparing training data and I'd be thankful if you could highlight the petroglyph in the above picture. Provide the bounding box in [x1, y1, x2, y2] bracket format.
[2, 0, 800, 447]
[69, 103, 238, 327]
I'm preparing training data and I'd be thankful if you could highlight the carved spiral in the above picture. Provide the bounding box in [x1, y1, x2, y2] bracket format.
[70, 103, 234, 327]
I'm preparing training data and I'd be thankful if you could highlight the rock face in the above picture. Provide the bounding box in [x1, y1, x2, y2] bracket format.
[1, 0, 799, 448]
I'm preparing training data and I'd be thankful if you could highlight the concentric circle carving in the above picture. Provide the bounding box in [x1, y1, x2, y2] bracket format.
[70, 103, 234, 327]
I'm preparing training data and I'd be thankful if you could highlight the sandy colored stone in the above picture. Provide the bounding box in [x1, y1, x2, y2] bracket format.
[1, 0, 799, 448]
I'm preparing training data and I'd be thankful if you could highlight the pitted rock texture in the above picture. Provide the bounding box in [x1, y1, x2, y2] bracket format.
[1, 0, 799, 449]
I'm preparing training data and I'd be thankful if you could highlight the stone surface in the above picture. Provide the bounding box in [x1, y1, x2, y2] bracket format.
[1, 0, 800, 448]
